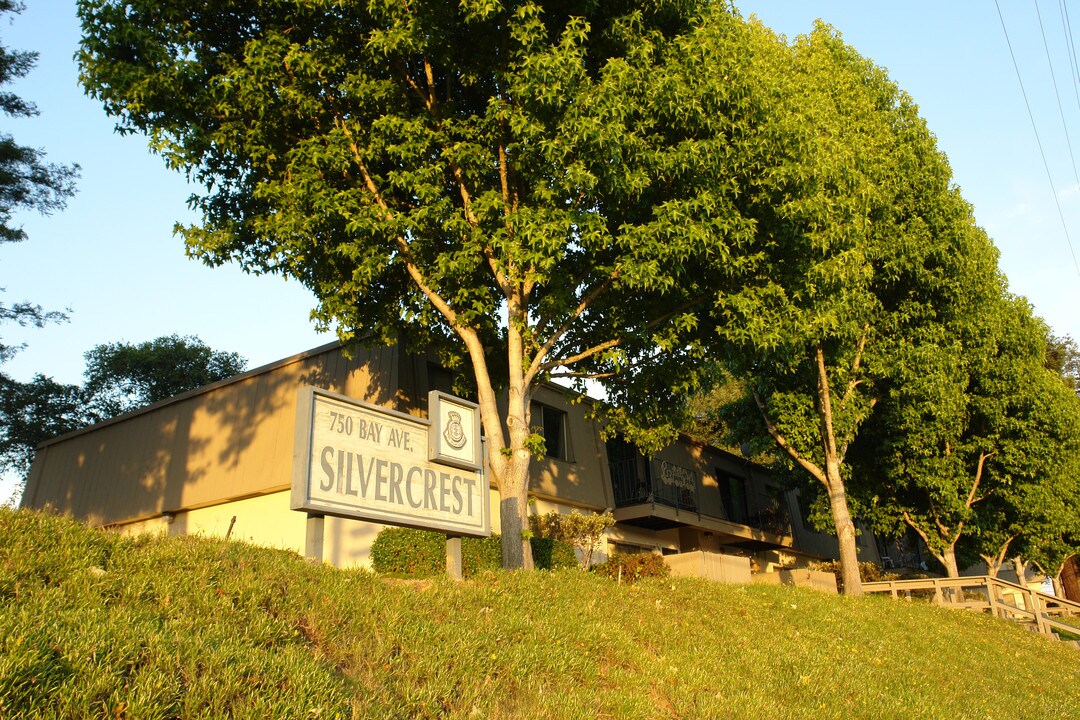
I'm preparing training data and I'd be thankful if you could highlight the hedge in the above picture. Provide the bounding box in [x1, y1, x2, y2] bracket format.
[370, 528, 577, 576]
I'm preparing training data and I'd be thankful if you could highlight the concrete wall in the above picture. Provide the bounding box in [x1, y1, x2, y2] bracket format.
[665, 551, 753, 585]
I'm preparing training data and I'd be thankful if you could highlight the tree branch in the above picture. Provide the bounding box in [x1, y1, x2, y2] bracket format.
[394, 60, 430, 109]
[841, 324, 870, 405]
[548, 370, 618, 380]
[903, 511, 937, 551]
[967, 451, 996, 509]
[533, 290, 708, 382]
[815, 346, 840, 463]
[753, 389, 829, 488]
[537, 338, 623, 379]
[334, 116, 463, 333]
[525, 276, 614, 382]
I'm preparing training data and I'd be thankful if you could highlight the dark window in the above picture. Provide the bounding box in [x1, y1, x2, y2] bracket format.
[795, 488, 815, 530]
[757, 485, 792, 536]
[427, 363, 455, 395]
[531, 403, 569, 461]
[718, 472, 748, 524]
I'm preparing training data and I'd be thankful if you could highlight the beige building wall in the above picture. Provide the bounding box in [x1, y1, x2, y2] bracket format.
[23, 342, 416, 527]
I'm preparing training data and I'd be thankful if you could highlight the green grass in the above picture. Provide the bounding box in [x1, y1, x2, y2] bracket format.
[1, 507, 1077, 719]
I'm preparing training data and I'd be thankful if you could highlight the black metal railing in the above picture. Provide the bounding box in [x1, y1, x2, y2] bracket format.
[609, 457, 650, 507]
[747, 503, 793, 537]
[608, 453, 792, 537]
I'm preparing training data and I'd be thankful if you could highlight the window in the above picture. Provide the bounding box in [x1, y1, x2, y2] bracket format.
[531, 402, 570, 461]
[427, 363, 456, 395]
[718, 472, 748, 524]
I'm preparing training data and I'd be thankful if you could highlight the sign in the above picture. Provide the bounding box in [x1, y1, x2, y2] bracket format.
[428, 391, 482, 470]
[658, 460, 697, 492]
[292, 387, 489, 537]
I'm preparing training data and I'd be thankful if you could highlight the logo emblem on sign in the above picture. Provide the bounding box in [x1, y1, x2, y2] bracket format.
[443, 411, 468, 450]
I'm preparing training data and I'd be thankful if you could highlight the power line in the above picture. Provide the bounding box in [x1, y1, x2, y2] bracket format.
[995, 0, 1080, 280]
[1057, 0, 1080, 113]
[1035, 0, 1080, 195]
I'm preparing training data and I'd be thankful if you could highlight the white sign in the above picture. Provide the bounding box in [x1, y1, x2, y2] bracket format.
[292, 387, 489, 537]
[428, 391, 482, 470]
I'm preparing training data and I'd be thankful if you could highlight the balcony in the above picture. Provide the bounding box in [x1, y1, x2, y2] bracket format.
[608, 453, 793, 547]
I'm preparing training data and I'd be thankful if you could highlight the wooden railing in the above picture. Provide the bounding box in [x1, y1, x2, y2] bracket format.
[863, 575, 1080, 641]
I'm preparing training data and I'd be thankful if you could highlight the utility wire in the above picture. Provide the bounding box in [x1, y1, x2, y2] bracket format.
[1034, 1, 1080, 203]
[1058, 0, 1080, 111]
[995, 0, 1080, 279]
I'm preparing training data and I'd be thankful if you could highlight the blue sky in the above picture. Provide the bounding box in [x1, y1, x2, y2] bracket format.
[3, 2, 1080, 500]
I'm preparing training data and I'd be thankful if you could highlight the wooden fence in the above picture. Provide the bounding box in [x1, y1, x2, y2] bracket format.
[863, 575, 1080, 641]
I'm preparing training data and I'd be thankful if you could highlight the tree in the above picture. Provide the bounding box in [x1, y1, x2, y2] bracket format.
[855, 293, 1069, 578]
[0, 335, 246, 495]
[0, 0, 79, 363]
[0, 373, 89, 480]
[0, 0, 79, 243]
[82, 334, 246, 417]
[981, 354, 1080, 587]
[1045, 332, 1080, 395]
[705, 24, 980, 594]
[78, 0, 792, 568]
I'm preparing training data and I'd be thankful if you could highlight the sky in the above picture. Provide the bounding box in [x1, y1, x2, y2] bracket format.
[3, 1, 1080, 502]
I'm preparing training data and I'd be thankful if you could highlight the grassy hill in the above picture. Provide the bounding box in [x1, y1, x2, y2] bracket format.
[1, 508, 1077, 719]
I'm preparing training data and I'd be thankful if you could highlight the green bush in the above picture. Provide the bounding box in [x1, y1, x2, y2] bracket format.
[371, 528, 577, 576]
[462, 534, 502, 575]
[809, 560, 930, 593]
[531, 537, 577, 570]
[370, 528, 445, 576]
[529, 510, 614, 569]
[593, 552, 670, 584]
[814, 560, 880, 583]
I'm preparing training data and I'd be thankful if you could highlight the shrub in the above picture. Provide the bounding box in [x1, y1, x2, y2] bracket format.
[531, 537, 577, 570]
[811, 560, 910, 593]
[529, 510, 615, 569]
[370, 528, 577, 576]
[370, 528, 445, 577]
[593, 552, 670, 584]
[461, 534, 502, 575]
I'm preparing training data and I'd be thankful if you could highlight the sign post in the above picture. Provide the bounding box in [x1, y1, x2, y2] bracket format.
[446, 535, 463, 581]
[293, 387, 489, 577]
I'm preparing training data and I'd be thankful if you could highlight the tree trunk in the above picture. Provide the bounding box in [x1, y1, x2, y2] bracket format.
[487, 435, 536, 570]
[816, 347, 863, 597]
[1011, 557, 1028, 587]
[497, 471, 534, 571]
[826, 471, 863, 595]
[939, 546, 960, 578]
[462, 320, 535, 571]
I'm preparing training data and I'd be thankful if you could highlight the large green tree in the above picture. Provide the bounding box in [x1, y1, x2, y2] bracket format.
[854, 293, 1070, 578]
[969, 340, 1080, 584]
[0, 373, 89, 483]
[706, 24, 979, 594]
[78, 0, 790, 567]
[1045, 332, 1080, 395]
[83, 334, 246, 417]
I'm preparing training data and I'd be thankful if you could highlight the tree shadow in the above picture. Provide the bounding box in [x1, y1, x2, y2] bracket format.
[23, 340, 420, 528]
